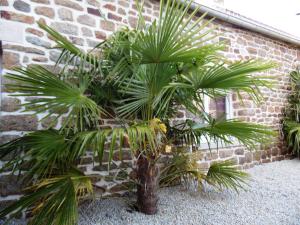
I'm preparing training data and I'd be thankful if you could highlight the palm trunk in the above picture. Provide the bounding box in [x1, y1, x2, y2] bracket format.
[136, 154, 159, 215]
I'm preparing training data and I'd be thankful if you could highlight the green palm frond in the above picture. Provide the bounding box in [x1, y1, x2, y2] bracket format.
[159, 150, 201, 187]
[72, 122, 160, 167]
[38, 22, 103, 72]
[282, 69, 300, 156]
[130, 0, 221, 63]
[206, 160, 249, 192]
[176, 118, 275, 149]
[170, 60, 276, 104]
[117, 63, 176, 119]
[0, 130, 72, 178]
[0, 170, 93, 225]
[159, 151, 249, 192]
[283, 120, 300, 155]
[6, 65, 102, 131]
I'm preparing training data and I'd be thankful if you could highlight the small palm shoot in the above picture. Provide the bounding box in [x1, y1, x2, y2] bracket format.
[283, 69, 300, 156]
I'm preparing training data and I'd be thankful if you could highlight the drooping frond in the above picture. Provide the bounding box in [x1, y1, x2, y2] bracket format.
[72, 120, 165, 168]
[159, 150, 202, 187]
[6, 65, 102, 131]
[159, 151, 249, 192]
[170, 60, 276, 105]
[206, 160, 249, 192]
[174, 118, 275, 149]
[0, 170, 93, 225]
[0, 130, 72, 178]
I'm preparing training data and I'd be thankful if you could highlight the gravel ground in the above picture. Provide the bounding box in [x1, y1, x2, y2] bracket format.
[3, 159, 300, 225]
[78, 159, 300, 225]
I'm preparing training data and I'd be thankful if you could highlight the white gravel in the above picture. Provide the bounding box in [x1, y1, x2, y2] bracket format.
[78, 159, 300, 225]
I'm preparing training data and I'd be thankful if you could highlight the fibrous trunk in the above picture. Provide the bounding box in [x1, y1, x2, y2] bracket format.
[136, 155, 159, 215]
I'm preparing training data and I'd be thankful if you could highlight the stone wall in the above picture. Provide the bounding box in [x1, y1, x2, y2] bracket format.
[0, 0, 299, 205]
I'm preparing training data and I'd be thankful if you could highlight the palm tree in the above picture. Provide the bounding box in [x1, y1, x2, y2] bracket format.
[0, 0, 275, 223]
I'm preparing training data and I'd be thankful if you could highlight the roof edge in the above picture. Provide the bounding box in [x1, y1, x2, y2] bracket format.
[185, 1, 300, 47]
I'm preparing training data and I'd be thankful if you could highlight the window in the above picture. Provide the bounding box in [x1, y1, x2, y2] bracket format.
[197, 94, 233, 149]
[204, 94, 233, 120]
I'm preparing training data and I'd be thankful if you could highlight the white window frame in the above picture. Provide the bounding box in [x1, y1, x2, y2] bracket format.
[203, 93, 233, 120]
[198, 93, 238, 150]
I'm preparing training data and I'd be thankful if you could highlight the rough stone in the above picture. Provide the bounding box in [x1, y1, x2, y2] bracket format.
[118, 8, 126, 16]
[26, 36, 51, 48]
[238, 156, 246, 165]
[35, 6, 55, 18]
[109, 182, 130, 193]
[58, 8, 73, 21]
[205, 151, 218, 160]
[26, 28, 44, 37]
[93, 163, 118, 171]
[32, 56, 48, 62]
[0, 0, 8, 6]
[77, 14, 96, 27]
[51, 22, 78, 35]
[80, 157, 93, 164]
[103, 4, 116, 11]
[113, 150, 132, 161]
[0, 175, 24, 196]
[0, 200, 16, 211]
[1, 76, 17, 93]
[0, 115, 38, 131]
[81, 27, 93, 37]
[41, 117, 58, 128]
[86, 0, 100, 7]
[0, 135, 20, 145]
[235, 148, 244, 155]
[1, 97, 21, 112]
[87, 7, 101, 17]
[247, 47, 258, 55]
[54, 0, 84, 11]
[31, 0, 50, 3]
[0, 10, 34, 24]
[3, 51, 20, 69]
[100, 20, 115, 32]
[95, 31, 106, 40]
[197, 162, 210, 172]
[119, 0, 129, 7]
[13, 0, 30, 13]
[128, 16, 138, 28]
[108, 12, 122, 22]
[3, 44, 45, 55]
[49, 50, 61, 62]
[87, 39, 99, 48]
[219, 149, 233, 158]
[253, 151, 262, 161]
[69, 36, 84, 46]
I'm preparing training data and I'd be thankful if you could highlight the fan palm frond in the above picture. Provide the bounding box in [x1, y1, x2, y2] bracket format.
[176, 118, 275, 149]
[38, 22, 103, 72]
[117, 63, 177, 119]
[170, 60, 276, 104]
[283, 120, 300, 155]
[0, 170, 93, 225]
[72, 120, 165, 167]
[206, 160, 249, 192]
[6, 65, 102, 131]
[0, 130, 72, 178]
[130, 0, 221, 64]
